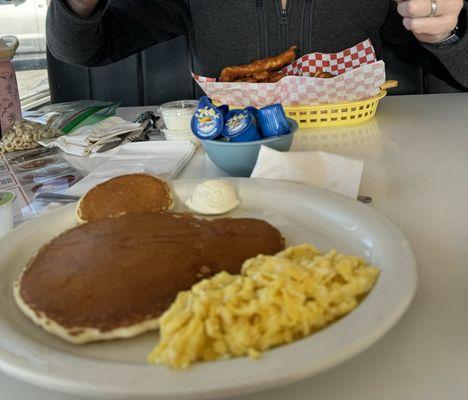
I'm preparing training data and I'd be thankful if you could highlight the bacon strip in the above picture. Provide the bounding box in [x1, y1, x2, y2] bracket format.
[219, 46, 297, 82]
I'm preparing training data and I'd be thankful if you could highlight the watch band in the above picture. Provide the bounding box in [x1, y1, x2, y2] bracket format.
[430, 27, 461, 48]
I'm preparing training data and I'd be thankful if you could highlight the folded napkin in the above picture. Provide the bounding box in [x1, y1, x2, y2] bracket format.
[66, 141, 195, 196]
[250, 146, 364, 199]
[38, 116, 143, 156]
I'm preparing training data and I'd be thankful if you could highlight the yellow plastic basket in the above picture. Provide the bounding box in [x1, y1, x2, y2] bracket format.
[284, 81, 398, 128]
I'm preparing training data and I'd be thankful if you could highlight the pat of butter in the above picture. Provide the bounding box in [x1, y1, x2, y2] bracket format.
[185, 179, 240, 215]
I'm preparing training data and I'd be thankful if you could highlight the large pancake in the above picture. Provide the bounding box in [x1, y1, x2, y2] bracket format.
[14, 212, 284, 344]
[76, 174, 173, 223]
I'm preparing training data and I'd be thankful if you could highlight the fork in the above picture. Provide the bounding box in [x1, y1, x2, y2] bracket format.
[126, 130, 149, 143]
[127, 111, 161, 142]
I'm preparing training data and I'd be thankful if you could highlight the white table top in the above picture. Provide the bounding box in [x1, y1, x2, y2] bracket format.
[2, 93, 467, 400]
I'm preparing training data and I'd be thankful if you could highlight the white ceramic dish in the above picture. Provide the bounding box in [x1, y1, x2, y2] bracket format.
[0, 178, 417, 400]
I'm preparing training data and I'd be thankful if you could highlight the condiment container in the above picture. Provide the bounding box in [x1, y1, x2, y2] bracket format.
[191, 96, 224, 140]
[158, 100, 198, 132]
[0, 190, 15, 238]
[161, 126, 200, 146]
[222, 109, 261, 142]
[217, 104, 230, 119]
[0, 36, 21, 137]
[257, 104, 290, 137]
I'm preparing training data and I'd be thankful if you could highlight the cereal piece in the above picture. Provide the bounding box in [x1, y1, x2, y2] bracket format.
[23, 133, 33, 143]
[4, 142, 15, 152]
[13, 137, 23, 149]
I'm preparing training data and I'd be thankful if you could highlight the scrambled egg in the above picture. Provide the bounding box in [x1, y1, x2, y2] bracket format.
[148, 244, 379, 369]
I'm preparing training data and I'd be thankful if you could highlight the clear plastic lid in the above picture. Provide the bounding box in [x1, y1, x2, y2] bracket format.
[159, 100, 199, 116]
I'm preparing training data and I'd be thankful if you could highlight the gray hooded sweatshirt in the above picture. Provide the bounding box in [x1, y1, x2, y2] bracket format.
[47, 0, 468, 88]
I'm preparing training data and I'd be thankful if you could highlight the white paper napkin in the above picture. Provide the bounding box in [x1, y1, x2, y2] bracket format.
[38, 116, 143, 156]
[66, 141, 195, 196]
[250, 146, 364, 199]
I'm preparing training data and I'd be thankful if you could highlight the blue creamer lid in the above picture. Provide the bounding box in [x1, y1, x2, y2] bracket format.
[191, 96, 224, 140]
[217, 104, 230, 119]
[222, 109, 261, 142]
[257, 104, 291, 137]
[244, 106, 259, 127]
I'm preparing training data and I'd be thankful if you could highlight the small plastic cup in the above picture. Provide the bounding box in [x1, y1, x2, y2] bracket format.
[222, 110, 261, 142]
[0, 191, 15, 238]
[257, 104, 291, 137]
[158, 100, 199, 131]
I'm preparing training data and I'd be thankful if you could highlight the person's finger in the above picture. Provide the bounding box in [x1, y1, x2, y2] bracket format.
[402, 15, 458, 35]
[395, 0, 463, 18]
[397, 0, 437, 18]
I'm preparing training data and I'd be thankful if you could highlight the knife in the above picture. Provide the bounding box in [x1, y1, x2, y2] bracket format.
[34, 192, 81, 204]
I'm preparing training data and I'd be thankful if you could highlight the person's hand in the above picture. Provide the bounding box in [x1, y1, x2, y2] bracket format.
[395, 0, 464, 43]
[66, 0, 100, 17]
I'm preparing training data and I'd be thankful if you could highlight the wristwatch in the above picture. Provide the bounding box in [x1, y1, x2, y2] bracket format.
[430, 26, 461, 48]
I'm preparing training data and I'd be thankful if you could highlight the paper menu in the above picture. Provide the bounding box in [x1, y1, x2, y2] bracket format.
[0, 150, 85, 223]
[0, 156, 34, 222]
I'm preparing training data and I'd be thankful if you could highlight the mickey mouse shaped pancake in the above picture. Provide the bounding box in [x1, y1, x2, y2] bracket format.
[76, 173, 174, 222]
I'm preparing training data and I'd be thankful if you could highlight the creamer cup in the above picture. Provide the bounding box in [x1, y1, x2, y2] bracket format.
[222, 109, 261, 142]
[218, 104, 230, 119]
[191, 96, 224, 140]
[257, 104, 291, 137]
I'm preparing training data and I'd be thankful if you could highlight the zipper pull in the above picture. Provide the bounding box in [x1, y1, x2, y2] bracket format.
[281, 9, 287, 25]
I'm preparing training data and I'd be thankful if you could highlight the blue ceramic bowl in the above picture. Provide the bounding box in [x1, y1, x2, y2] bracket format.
[201, 118, 298, 177]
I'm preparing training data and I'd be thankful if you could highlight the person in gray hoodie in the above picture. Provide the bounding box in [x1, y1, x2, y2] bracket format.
[47, 0, 467, 88]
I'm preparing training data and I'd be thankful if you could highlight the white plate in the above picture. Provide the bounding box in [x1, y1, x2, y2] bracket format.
[0, 178, 417, 399]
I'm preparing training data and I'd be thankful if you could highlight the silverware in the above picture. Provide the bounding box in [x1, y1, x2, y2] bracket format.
[126, 130, 149, 143]
[96, 137, 124, 153]
[124, 112, 161, 143]
[134, 111, 160, 129]
[34, 192, 80, 204]
[34, 190, 372, 205]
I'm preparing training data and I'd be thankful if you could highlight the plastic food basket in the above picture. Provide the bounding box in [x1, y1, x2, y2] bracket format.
[284, 80, 398, 128]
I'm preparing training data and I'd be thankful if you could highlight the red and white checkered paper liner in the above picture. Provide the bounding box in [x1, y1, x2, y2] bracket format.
[193, 39, 386, 107]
